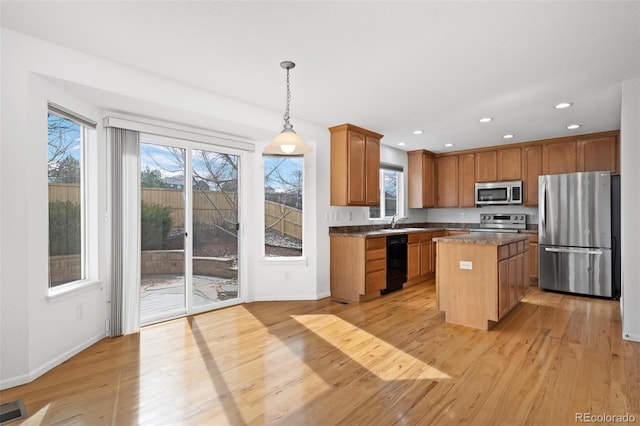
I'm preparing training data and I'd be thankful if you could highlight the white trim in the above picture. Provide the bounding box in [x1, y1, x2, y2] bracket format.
[0, 331, 105, 390]
[46, 279, 102, 303]
[103, 114, 255, 152]
[249, 292, 329, 302]
[260, 256, 309, 267]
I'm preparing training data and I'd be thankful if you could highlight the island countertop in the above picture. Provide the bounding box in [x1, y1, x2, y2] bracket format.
[433, 232, 530, 246]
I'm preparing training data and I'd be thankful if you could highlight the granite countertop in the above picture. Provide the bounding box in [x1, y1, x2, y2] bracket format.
[329, 222, 537, 238]
[333, 227, 447, 238]
[433, 232, 530, 246]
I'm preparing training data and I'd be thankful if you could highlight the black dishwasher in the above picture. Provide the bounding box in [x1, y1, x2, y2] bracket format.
[383, 234, 407, 294]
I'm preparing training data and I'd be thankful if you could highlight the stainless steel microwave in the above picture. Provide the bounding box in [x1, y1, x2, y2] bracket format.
[475, 180, 523, 205]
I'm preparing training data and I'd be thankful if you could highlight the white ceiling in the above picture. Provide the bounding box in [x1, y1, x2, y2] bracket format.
[2, 1, 639, 152]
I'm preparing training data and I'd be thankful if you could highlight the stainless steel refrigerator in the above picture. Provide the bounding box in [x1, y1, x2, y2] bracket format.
[538, 171, 619, 298]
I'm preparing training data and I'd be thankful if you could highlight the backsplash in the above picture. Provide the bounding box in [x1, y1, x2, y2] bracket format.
[421, 205, 539, 226]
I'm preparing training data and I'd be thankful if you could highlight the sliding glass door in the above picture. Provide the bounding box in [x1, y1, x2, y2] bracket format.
[191, 148, 239, 309]
[139, 137, 241, 325]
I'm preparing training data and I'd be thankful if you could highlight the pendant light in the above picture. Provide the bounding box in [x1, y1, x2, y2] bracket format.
[264, 61, 311, 155]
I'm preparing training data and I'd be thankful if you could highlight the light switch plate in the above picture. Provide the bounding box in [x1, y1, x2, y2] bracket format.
[460, 261, 473, 270]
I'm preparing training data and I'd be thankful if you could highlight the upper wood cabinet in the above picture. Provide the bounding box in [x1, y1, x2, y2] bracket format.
[330, 124, 382, 206]
[497, 147, 522, 181]
[522, 145, 542, 206]
[475, 150, 498, 182]
[436, 155, 459, 207]
[458, 153, 475, 207]
[542, 140, 577, 175]
[405, 130, 618, 209]
[577, 135, 619, 174]
[407, 150, 436, 208]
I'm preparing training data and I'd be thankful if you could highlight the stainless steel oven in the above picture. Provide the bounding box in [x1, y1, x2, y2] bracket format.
[470, 213, 526, 233]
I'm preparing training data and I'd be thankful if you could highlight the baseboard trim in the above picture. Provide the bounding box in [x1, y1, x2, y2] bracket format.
[0, 331, 105, 391]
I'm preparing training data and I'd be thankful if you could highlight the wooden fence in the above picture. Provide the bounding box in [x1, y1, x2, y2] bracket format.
[48, 184, 302, 241]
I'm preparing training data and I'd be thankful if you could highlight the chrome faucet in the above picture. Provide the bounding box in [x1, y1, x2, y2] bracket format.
[390, 214, 407, 229]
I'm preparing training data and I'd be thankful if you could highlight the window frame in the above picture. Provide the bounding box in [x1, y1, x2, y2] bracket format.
[263, 153, 305, 259]
[46, 105, 98, 297]
[369, 165, 405, 220]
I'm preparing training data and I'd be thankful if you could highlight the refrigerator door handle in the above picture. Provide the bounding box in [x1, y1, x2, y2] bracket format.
[544, 247, 604, 255]
[540, 181, 546, 239]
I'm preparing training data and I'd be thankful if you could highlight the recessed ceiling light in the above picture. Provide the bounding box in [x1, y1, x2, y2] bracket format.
[444, 143, 454, 147]
[412, 130, 423, 135]
[554, 102, 573, 109]
[479, 117, 493, 123]
[397, 142, 406, 146]
[566, 124, 581, 130]
[503, 134, 515, 139]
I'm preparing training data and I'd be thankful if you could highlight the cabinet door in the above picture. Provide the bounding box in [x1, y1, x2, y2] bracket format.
[543, 140, 577, 175]
[407, 151, 435, 208]
[475, 150, 498, 182]
[530, 242, 538, 281]
[498, 147, 522, 181]
[407, 242, 421, 281]
[522, 145, 542, 206]
[520, 251, 529, 297]
[420, 240, 432, 276]
[423, 154, 435, 207]
[577, 135, 618, 173]
[498, 259, 509, 319]
[436, 155, 459, 207]
[508, 255, 518, 309]
[458, 153, 475, 207]
[365, 136, 381, 206]
[516, 253, 525, 299]
[347, 131, 366, 205]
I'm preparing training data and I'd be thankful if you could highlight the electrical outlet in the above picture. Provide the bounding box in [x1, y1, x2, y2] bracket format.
[76, 303, 84, 320]
[459, 261, 473, 270]
[284, 271, 291, 281]
[460, 212, 465, 219]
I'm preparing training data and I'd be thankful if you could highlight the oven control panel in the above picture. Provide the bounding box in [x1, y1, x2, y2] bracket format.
[479, 213, 526, 230]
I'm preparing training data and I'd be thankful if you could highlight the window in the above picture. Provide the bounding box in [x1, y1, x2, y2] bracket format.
[264, 155, 303, 257]
[47, 104, 95, 288]
[369, 166, 404, 219]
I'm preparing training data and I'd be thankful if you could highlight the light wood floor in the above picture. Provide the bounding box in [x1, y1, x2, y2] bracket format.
[2, 281, 639, 425]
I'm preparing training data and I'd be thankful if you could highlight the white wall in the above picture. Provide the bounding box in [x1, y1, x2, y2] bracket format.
[0, 29, 327, 388]
[620, 79, 640, 341]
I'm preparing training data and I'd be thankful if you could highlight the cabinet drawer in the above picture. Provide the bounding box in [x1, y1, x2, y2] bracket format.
[366, 237, 386, 250]
[509, 242, 518, 256]
[432, 230, 446, 238]
[517, 241, 525, 253]
[365, 270, 386, 293]
[408, 234, 421, 244]
[529, 233, 539, 243]
[366, 248, 386, 261]
[420, 231, 432, 242]
[499, 245, 510, 260]
[366, 258, 386, 273]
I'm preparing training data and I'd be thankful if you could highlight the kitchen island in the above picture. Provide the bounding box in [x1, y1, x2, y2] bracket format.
[434, 232, 530, 330]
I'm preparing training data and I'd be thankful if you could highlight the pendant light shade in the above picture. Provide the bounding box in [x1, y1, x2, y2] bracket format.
[264, 61, 312, 155]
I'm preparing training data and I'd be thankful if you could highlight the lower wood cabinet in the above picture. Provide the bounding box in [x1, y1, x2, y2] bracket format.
[407, 231, 435, 285]
[330, 234, 387, 302]
[498, 240, 530, 321]
[407, 234, 421, 282]
[437, 235, 529, 330]
[529, 233, 539, 283]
